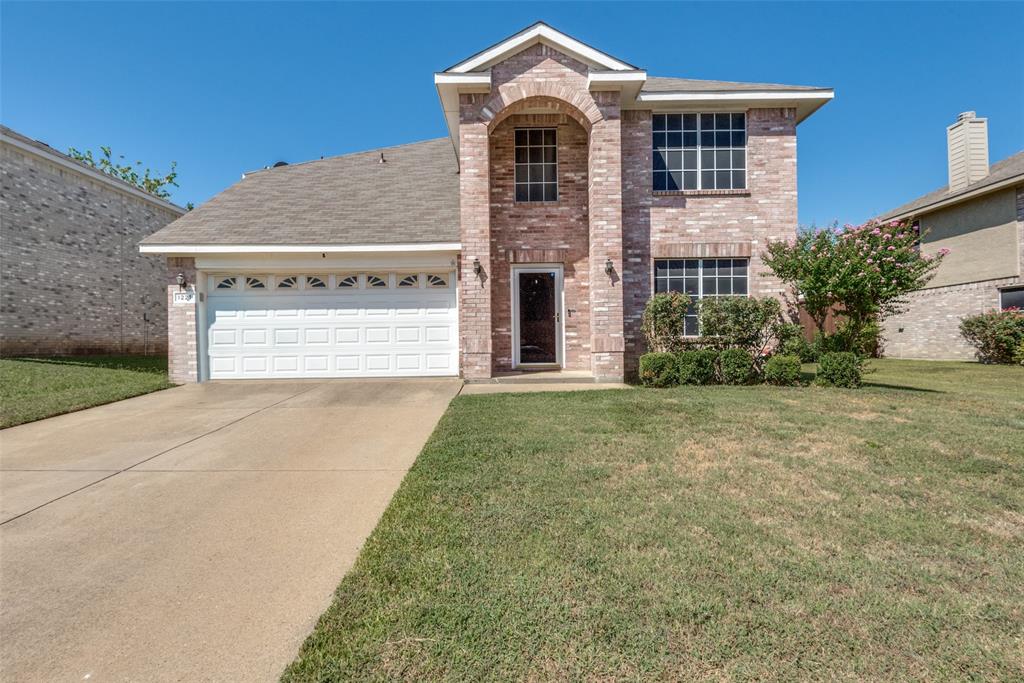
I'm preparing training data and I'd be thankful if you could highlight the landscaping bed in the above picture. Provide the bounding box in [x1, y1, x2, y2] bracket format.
[0, 355, 173, 428]
[284, 360, 1024, 680]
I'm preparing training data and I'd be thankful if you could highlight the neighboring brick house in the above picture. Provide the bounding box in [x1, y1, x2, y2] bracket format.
[141, 23, 833, 383]
[1, 125, 186, 356]
[879, 112, 1024, 360]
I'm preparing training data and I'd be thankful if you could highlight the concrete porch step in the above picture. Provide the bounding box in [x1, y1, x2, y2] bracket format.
[466, 370, 610, 384]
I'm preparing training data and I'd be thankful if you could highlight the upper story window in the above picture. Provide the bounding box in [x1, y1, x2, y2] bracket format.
[652, 113, 746, 191]
[515, 128, 557, 202]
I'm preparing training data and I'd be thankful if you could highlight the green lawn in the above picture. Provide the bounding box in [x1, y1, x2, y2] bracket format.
[0, 355, 173, 428]
[284, 360, 1024, 682]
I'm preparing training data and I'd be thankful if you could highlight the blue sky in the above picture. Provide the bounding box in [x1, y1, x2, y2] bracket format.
[2, 2, 1022, 226]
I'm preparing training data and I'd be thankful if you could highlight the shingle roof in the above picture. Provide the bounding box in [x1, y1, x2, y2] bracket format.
[880, 150, 1024, 220]
[142, 138, 459, 246]
[641, 76, 831, 93]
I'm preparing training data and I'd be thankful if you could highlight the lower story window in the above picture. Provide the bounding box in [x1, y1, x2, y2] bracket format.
[1000, 286, 1024, 311]
[653, 258, 749, 335]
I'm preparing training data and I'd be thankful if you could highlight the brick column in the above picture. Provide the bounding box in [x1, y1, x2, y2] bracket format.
[458, 98, 493, 379]
[587, 92, 625, 381]
[166, 257, 199, 383]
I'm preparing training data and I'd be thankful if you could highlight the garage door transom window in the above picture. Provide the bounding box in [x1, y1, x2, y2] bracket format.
[208, 273, 455, 292]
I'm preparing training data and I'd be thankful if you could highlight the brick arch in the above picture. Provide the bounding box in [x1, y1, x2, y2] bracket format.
[484, 92, 599, 134]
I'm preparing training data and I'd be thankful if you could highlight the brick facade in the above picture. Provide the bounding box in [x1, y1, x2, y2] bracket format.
[454, 43, 800, 380]
[165, 257, 199, 383]
[0, 136, 182, 356]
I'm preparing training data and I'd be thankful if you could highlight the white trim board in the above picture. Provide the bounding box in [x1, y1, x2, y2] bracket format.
[140, 242, 462, 255]
[446, 23, 635, 73]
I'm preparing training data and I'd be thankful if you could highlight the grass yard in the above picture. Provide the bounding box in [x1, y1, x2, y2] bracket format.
[285, 360, 1024, 681]
[0, 355, 173, 428]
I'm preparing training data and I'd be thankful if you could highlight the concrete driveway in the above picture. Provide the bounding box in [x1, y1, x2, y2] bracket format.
[0, 378, 460, 681]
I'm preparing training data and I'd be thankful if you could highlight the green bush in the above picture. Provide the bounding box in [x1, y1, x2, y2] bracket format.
[959, 309, 1024, 364]
[815, 351, 863, 388]
[697, 296, 784, 360]
[764, 354, 802, 386]
[639, 352, 679, 388]
[676, 349, 719, 385]
[719, 348, 755, 385]
[780, 334, 816, 363]
[1015, 339, 1024, 367]
[641, 293, 689, 353]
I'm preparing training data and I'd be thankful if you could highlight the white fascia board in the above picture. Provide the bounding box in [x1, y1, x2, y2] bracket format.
[588, 70, 647, 90]
[448, 24, 634, 73]
[883, 175, 1024, 222]
[636, 90, 834, 103]
[434, 72, 491, 88]
[140, 242, 462, 255]
[1, 132, 187, 214]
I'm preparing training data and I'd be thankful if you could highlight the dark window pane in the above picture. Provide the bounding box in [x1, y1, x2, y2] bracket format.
[529, 129, 542, 145]
[1000, 287, 1024, 310]
[683, 171, 698, 189]
[654, 277, 668, 293]
[700, 113, 714, 129]
[515, 147, 528, 163]
[529, 147, 542, 163]
[545, 164, 557, 182]
[653, 150, 667, 171]
[701, 150, 715, 169]
[685, 260, 700, 276]
[543, 129, 556, 146]
[717, 170, 732, 188]
[653, 132, 667, 150]
[515, 130, 528, 146]
[684, 278, 699, 295]
[653, 172, 667, 191]
[717, 260, 732, 276]
[732, 131, 746, 147]
[669, 260, 686, 276]
[732, 260, 748, 276]
[701, 170, 715, 189]
[733, 170, 746, 188]
[668, 170, 682, 191]
[732, 113, 745, 129]
[716, 150, 731, 168]
[515, 165, 527, 183]
[667, 114, 683, 130]
[683, 114, 698, 129]
[683, 150, 698, 169]
[703, 278, 717, 296]
[717, 113, 732, 129]
[702, 259, 717, 274]
[529, 164, 543, 182]
[665, 279, 683, 293]
[654, 260, 669, 277]
[716, 131, 731, 146]
[666, 131, 682, 148]
[701, 131, 715, 147]
[543, 146, 556, 163]
[529, 183, 543, 201]
[733, 277, 748, 295]
[683, 131, 698, 148]
[718, 278, 733, 295]
[543, 183, 558, 201]
[684, 316, 698, 336]
[653, 115, 667, 131]
[733, 150, 746, 169]
[516, 185, 529, 201]
[666, 150, 682, 171]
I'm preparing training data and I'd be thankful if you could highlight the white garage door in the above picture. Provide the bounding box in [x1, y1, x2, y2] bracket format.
[205, 272, 457, 379]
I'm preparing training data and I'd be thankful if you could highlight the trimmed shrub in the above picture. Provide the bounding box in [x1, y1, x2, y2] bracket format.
[676, 349, 719, 385]
[764, 354, 802, 386]
[719, 348, 755, 385]
[959, 309, 1024, 364]
[639, 352, 678, 388]
[641, 293, 689, 353]
[816, 351, 863, 388]
[780, 334, 816, 363]
[1015, 339, 1024, 367]
[697, 296, 784, 361]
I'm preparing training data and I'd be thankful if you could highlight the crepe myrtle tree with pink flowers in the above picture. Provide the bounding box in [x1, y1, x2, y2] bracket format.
[763, 220, 947, 353]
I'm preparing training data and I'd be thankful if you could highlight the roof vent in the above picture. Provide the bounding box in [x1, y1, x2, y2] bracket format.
[379, 152, 386, 164]
[272, 160, 288, 168]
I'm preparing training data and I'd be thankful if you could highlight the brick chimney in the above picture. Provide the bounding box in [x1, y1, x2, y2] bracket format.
[946, 111, 989, 193]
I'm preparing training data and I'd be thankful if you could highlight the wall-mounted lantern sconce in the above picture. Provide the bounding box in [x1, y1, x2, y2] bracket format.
[176, 272, 187, 291]
[472, 258, 483, 278]
[604, 258, 614, 276]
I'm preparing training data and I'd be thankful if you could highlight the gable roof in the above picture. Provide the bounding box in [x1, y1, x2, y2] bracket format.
[880, 149, 1024, 221]
[444, 22, 637, 73]
[141, 138, 459, 249]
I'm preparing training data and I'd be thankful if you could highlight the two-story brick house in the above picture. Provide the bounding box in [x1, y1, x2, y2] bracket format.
[142, 23, 833, 383]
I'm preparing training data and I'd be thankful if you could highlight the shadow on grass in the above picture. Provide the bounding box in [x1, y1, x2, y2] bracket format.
[861, 381, 943, 393]
[8, 355, 167, 375]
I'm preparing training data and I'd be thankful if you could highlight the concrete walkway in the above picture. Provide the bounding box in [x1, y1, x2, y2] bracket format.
[0, 378, 460, 681]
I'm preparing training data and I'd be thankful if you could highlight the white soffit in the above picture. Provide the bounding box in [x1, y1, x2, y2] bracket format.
[140, 243, 462, 255]
[635, 89, 835, 123]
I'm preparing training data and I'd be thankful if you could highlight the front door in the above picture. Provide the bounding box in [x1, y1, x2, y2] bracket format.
[514, 267, 562, 367]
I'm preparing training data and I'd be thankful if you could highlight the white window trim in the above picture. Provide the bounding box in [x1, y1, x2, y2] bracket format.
[652, 258, 750, 336]
[514, 127, 558, 203]
[652, 112, 747, 191]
